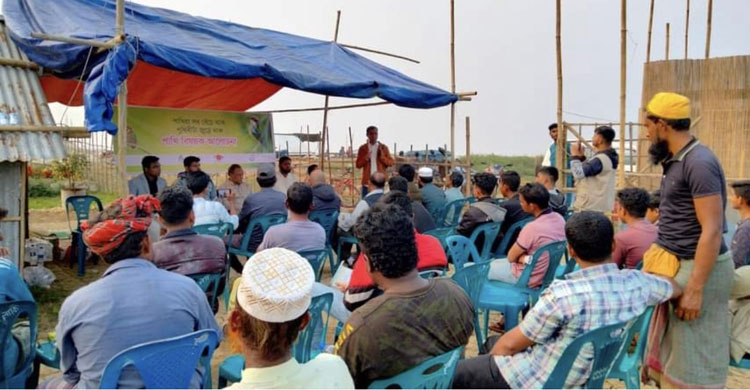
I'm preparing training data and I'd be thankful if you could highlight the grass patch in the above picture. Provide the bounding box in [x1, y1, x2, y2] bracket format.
[29, 192, 120, 210]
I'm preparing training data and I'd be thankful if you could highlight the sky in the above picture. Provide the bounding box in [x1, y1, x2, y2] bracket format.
[5, 0, 750, 156]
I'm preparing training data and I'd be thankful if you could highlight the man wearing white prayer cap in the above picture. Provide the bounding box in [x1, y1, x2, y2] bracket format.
[227, 248, 354, 389]
[417, 166, 446, 222]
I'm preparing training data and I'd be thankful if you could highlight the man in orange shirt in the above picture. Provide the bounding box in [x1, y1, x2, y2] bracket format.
[356, 125, 394, 198]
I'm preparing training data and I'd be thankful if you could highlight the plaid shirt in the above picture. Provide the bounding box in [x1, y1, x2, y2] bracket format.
[494, 263, 673, 388]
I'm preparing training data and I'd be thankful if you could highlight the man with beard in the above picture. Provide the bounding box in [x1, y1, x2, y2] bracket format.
[642, 92, 732, 388]
[569, 126, 619, 213]
[273, 155, 297, 194]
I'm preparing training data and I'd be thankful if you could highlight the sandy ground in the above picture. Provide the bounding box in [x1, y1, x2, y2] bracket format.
[28, 208, 750, 388]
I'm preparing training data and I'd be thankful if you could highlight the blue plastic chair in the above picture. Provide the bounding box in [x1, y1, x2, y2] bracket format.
[193, 222, 234, 307]
[731, 357, 750, 369]
[228, 214, 287, 258]
[1, 301, 37, 389]
[439, 197, 473, 228]
[424, 227, 457, 251]
[468, 222, 501, 261]
[35, 339, 60, 370]
[310, 209, 340, 273]
[445, 235, 480, 270]
[299, 249, 328, 281]
[543, 321, 630, 389]
[564, 209, 575, 221]
[218, 293, 334, 387]
[451, 261, 491, 353]
[336, 235, 360, 265]
[479, 240, 567, 336]
[493, 217, 533, 258]
[419, 269, 444, 279]
[368, 346, 464, 389]
[607, 306, 655, 389]
[65, 195, 103, 276]
[187, 272, 224, 311]
[555, 248, 575, 279]
[99, 329, 219, 389]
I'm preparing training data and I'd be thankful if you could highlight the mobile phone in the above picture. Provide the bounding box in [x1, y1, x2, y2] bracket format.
[217, 189, 230, 198]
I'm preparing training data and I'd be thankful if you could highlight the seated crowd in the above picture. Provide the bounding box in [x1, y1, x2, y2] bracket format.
[5, 117, 750, 389]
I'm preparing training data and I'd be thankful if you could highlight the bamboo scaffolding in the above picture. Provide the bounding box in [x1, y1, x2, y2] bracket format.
[665, 23, 670, 60]
[339, 43, 420, 64]
[618, 0, 627, 189]
[646, 0, 655, 63]
[555, 0, 565, 192]
[115, 0, 128, 197]
[449, 0, 456, 170]
[320, 10, 342, 170]
[465, 116, 471, 196]
[705, 0, 713, 58]
[349, 126, 356, 200]
[684, 0, 690, 59]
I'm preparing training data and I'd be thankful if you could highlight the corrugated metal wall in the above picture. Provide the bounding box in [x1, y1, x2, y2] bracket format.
[0, 162, 22, 267]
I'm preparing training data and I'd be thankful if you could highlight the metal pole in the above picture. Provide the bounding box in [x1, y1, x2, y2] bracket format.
[449, 0, 456, 170]
[618, 0, 627, 189]
[115, 0, 128, 197]
[320, 10, 342, 170]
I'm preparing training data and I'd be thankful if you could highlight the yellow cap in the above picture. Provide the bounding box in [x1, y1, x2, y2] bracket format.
[646, 92, 691, 120]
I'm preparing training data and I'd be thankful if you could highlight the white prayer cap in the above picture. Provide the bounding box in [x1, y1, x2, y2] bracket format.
[418, 167, 433, 178]
[237, 248, 315, 323]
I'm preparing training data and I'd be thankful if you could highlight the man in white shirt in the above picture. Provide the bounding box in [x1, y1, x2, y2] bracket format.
[219, 164, 252, 212]
[187, 171, 239, 230]
[336, 172, 386, 263]
[273, 156, 297, 194]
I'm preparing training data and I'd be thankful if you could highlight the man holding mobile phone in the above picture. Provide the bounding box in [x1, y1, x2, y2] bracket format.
[218, 164, 251, 212]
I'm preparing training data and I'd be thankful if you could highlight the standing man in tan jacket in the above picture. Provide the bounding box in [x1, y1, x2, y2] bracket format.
[570, 125, 619, 213]
[356, 126, 394, 198]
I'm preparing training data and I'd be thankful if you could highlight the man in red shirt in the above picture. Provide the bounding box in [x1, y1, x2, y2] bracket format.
[612, 188, 658, 269]
[342, 191, 446, 311]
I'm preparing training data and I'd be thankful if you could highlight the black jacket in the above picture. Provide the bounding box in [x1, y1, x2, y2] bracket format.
[312, 183, 342, 212]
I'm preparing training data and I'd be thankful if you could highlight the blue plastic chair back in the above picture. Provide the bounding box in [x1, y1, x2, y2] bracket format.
[99, 329, 219, 389]
[292, 293, 333, 363]
[193, 222, 233, 239]
[310, 209, 339, 243]
[368, 346, 464, 389]
[564, 209, 575, 221]
[439, 198, 473, 227]
[419, 270, 444, 279]
[515, 240, 567, 290]
[451, 261, 490, 306]
[445, 235, 482, 270]
[607, 306, 655, 389]
[0, 301, 37, 389]
[65, 195, 103, 231]
[493, 217, 533, 257]
[543, 321, 629, 389]
[231, 214, 287, 256]
[298, 249, 328, 281]
[468, 222, 501, 261]
[188, 272, 223, 310]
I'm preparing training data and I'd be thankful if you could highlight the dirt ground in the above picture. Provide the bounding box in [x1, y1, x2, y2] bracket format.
[27, 208, 750, 388]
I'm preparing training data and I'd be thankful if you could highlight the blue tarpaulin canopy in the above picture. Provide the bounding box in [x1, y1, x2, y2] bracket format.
[2, 0, 457, 133]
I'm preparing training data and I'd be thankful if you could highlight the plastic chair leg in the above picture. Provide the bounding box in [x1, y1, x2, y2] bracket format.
[76, 235, 86, 276]
[218, 375, 227, 388]
[504, 306, 522, 332]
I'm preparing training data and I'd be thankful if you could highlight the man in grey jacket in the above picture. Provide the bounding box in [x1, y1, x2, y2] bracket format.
[127, 156, 167, 196]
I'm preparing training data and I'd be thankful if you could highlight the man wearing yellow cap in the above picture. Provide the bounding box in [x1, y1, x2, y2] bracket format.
[642, 92, 733, 388]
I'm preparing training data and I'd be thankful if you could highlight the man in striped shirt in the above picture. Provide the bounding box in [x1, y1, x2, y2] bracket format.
[453, 211, 681, 389]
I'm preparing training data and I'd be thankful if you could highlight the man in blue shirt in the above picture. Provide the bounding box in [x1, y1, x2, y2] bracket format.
[418, 167, 446, 223]
[44, 196, 220, 389]
[443, 170, 465, 224]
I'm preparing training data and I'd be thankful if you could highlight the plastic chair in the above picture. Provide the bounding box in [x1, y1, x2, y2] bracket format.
[731, 357, 750, 369]
[336, 235, 360, 265]
[310, 209, 340, 273]
[468, 222, 501, 261]
[187, 272, 224, 311]
[493, 217, 533, 258]
[451, 261, 491, 353]
[193, 222, 234, 307]
[543, 321, 630, 389]
[35, 339, 60, 370]
[419, 269, 444, 279]
[218, 293, 334, 387]
[445, 235, 480, 270]
[299, 249, 328, 281]
[479, 240, 567, 336]
[99, 329, 219, 389]
[368, 346, 464, 389]
[564, 209, 575, 221]
[1, 301, 37, 389]
[228, 214, 287, 258]
[65, 195, 103, 276]
[607, 306, 655, 389]
[439, 198, 473, 228]
[424, 227, 457, 251]
[555, 248, 575, 279]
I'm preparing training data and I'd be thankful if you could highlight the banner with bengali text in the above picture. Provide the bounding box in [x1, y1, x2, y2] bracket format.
[116, 106, 275, 174]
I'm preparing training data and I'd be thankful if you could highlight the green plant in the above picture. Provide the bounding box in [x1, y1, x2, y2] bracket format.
[28, 181, 59, 198]
[50, 154, 89, 189]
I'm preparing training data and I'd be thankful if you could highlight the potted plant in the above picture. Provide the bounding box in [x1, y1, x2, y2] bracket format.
[50, 154, 90, 208]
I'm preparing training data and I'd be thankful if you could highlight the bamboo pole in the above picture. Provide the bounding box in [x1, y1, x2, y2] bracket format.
[115, 0, 128, 197]
[326, 126, 332, 180]
[646, 0, 655, 63]
[449, 0, 456, 170]
[30, 33, 119, 49]
[20, 162, 27, 270]
[320, 10, 342, 170]
[665, 23, 670, 60]
[618, 0, 627, 189]
[705, 0, 713, 58]
[555, 0, 565, 191]
[339, 43, 420, 64]
[349, 126, 356, 200]
[465, 116, 472, 196]
[306, 125, 311, 158]
[684, 0, 690, 59]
